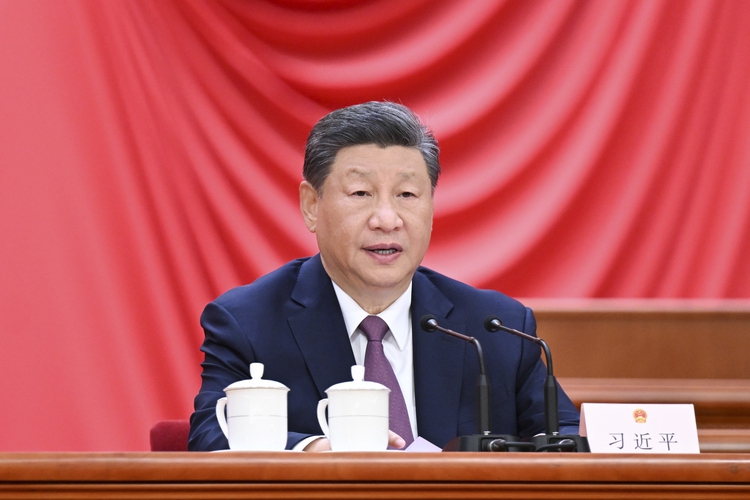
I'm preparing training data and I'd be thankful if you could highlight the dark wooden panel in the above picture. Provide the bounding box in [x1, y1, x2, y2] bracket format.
[559, 378, 750, 428]
[699, 430, 750, 453]
[528, 299, 750, 379]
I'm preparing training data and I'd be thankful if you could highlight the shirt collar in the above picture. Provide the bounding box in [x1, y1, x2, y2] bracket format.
[331, 281, 412, 350]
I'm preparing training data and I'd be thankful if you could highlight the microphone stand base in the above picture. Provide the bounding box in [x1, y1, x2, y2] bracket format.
[442, 434, 534, 452]
[532, 434, 590, 452]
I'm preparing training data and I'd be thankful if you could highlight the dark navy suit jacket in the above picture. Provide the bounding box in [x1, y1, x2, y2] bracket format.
[188, 254, 579, 451]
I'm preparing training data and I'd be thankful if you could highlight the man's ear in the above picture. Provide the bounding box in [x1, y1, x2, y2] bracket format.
[299, 181, 319, 233]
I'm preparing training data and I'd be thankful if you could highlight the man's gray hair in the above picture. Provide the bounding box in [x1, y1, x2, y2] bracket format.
[303, 101, 440, 193]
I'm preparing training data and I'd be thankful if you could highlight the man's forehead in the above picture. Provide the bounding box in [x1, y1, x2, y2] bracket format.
[331, 145, 426, 169]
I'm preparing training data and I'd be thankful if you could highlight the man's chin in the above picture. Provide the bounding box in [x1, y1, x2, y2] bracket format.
[361, 273, 414, 294]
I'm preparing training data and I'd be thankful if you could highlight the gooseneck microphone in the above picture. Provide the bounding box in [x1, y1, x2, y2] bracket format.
[420, 314, 532, 452]
[483, 315, 589, 452]
[420, 315, 490, 434]
[484, 316, 558, 435]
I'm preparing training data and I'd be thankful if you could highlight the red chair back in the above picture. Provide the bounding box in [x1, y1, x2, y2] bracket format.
[150, 420, 190, 451]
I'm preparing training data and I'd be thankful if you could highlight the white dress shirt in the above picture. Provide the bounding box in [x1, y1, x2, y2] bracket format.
[332, 280, 418, 439]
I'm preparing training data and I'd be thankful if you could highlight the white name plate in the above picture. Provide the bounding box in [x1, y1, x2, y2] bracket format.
[580, 403, 700, 453]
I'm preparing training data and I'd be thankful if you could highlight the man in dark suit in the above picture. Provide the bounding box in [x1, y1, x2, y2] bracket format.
[189, 101, 579, 452]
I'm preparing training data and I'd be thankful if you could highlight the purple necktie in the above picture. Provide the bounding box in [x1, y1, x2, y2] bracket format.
[359, 315, 414, 447]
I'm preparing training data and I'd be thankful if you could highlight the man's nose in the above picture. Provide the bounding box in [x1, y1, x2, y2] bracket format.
[369, 197, 403, 231]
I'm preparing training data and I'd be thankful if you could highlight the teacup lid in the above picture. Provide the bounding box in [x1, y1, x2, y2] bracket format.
[223, 362, 289, 392]
[325, 365, 390, 393]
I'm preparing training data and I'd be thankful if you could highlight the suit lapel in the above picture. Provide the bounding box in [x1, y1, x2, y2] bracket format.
[287, 255, 356, 398]
[411, 270, 466, 446]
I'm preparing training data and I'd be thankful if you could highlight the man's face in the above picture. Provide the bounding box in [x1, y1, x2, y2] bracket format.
[300, 144, 434, 310]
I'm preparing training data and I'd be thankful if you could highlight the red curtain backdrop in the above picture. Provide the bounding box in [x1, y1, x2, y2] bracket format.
[1, 0, 749, 451]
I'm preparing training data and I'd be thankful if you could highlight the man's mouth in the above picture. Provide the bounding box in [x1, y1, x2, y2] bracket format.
[370, 248, 398, 255]
[365, 244, 403, 256]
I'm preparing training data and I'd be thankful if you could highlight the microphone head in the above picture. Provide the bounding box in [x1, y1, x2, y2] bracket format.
[483, 315, 502, 332]
[419, 314, 438, 332]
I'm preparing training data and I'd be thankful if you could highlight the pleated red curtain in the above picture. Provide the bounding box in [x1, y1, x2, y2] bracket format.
[1, 0, 748, 451]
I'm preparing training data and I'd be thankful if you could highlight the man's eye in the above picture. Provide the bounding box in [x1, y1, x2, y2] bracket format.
[400, 192, 415, 198]
[352, 191, 368, 197]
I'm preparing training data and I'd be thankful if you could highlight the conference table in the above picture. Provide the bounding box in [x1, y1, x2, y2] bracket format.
[1, 452, 749, 499]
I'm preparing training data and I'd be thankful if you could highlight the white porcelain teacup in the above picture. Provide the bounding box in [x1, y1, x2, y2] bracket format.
[215, 362, 289, 451]
[316, 365, 390, 451]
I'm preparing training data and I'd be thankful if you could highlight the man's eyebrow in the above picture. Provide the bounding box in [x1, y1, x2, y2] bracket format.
[341, 167, 420, 180]
[343, 167, 373, 178]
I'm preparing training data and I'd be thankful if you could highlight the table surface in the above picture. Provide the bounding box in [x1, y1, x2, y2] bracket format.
[2, 452, 750, 482]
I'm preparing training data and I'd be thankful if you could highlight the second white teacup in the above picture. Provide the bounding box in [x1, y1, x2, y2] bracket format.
[317, 365, 390, 451]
